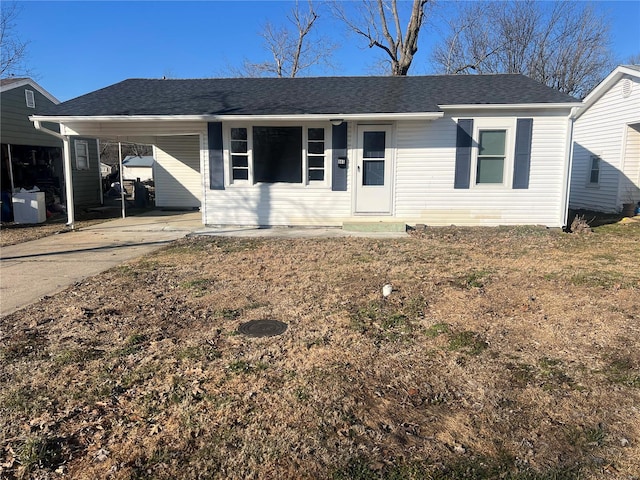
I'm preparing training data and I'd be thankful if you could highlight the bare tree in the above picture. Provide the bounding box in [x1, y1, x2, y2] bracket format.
[0, 2, 29, 77]
[624, 53, 640, 66]
[431, 1, 613, 98]
[334, 0, 430, 76]
[99, 141, 152, 167]
[236, 1, 334, 78]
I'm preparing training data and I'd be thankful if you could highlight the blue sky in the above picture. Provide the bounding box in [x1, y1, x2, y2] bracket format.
[10, 0, 640, 101]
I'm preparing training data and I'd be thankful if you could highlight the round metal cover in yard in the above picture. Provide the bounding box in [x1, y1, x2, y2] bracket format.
[238, 319, 288, 337]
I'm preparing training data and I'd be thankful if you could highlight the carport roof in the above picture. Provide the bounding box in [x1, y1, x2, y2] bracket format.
[38, 75, 578, 117]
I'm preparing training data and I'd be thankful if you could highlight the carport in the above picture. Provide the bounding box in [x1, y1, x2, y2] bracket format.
[31, 117, 205, 228]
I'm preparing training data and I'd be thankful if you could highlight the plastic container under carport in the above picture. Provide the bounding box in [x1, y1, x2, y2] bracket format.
[11, 191, 46, 224]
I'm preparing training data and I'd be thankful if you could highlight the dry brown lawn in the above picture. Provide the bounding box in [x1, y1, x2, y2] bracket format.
[1, 223, 639, 479]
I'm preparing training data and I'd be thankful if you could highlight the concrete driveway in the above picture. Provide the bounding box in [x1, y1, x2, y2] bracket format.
[0, 211, 201, 316]
[1, 210, 409, 316]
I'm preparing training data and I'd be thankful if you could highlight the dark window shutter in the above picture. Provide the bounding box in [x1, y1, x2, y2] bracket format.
[513, 118, 533, 189]
[454, 119, 473, 189]
[208, 122, 224, 190]
[331, 122, 348, 191]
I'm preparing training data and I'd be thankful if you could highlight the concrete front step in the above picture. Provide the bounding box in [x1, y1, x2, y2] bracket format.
[342, 221, 407, 233]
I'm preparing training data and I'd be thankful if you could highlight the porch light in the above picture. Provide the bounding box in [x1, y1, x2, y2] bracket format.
[330, 119, 344, 126]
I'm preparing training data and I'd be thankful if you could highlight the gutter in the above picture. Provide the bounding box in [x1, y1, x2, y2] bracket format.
[438, 102, 583, 111]
[30, 112, 446, 123]
[32, 120, 76, 229]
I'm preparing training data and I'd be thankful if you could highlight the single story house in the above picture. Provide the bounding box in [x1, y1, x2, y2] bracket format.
[1, 77, 102, 221]
[122, 155, 154, 182]
[31, 75, 581, 228]
[569, 65, 640, 214]
[100, 162, 113, 177]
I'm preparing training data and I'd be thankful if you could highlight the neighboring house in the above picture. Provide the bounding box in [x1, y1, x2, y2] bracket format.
[569, 65, 640, 213]
[100, 162, 113, 177]
[122, 155, 154, 181]
[31, 75, 580, 227]
[0, 78, 102, 219]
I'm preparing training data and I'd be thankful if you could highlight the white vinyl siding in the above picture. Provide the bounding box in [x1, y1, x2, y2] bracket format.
[203, 122, 349, 226]
[153, 135, 202, 208]
[201, 114, 569, 227]
[570, 74, 640, 212]
[394, 112, 569, 227]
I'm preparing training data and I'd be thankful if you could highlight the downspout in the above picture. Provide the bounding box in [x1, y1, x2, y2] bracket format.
[32, 120, 76, 229]
[7, 144, 15, 193]
[561, 110, 578, 229]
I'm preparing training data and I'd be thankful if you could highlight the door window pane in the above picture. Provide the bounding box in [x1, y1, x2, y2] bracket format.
[363, 132, 385, 158]
[363, 160, 384, 186]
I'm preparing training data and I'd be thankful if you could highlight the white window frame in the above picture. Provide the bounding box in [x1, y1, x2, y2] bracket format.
[74, 140, 90, 170]
[223, 122, 331, 188]
[25, 89, 35, 108]
[471, 118, 515, 188]
[587, 155, 601, 186]
[229, 127, 250, 182]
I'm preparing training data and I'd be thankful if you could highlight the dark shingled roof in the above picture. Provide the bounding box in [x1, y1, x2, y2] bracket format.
[40, 75, 578, 117]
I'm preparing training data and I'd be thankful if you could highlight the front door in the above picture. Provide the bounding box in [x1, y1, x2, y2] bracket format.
[355, 125, 393, 214]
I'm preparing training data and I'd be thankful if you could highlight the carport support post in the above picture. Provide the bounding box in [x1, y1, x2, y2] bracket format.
[62, 136, 75, 229]
[118, 142, 126, 219]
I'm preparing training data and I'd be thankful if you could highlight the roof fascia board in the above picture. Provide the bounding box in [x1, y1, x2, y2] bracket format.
[438, 103, 581, 110]
[1, 78, 60, 104]
[30, 112, 445, 123]
[573, 65, 640, 120]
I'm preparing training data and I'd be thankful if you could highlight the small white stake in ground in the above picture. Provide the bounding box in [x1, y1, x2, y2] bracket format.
[382, 284, 393, 298]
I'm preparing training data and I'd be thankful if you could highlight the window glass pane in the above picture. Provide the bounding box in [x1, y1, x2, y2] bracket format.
[476, 157, 504, 183]
[308, 156, 324, 168]
[232, 155, 248, 168]
[308, 170, 324, 181]
[76, 143, 88, 156]
[308, 141, 324, 155]
[231, 140, 247, 153]
[231, 128, 247, 140]
[479, 130, 505, 156]
[233, 169, 249, 180]
[363, 160, 384, 185]
[363, 131, 385, 158]
[253, 126, 302, 183]
[590, 170, 599, 183]
[308, 128, 324, 141]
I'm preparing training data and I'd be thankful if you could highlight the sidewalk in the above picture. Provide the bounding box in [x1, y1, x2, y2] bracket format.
[1, 211, 201, 316]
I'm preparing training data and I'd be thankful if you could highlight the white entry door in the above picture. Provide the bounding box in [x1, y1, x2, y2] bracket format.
[355, 125, 393, 214]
